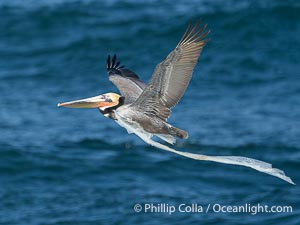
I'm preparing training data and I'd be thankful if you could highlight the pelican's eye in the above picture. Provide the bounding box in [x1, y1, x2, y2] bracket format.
[105, 97, 112, 102]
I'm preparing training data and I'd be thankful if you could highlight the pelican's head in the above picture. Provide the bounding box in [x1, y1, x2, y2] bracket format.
[58, 93, 123, 118]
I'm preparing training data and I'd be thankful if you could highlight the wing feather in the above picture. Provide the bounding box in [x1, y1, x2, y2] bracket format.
[132, 20, 210, 120]
[106, 55, 146, 104]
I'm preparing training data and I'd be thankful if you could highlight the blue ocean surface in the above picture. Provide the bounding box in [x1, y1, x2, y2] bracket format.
[0, 0, 299, 224]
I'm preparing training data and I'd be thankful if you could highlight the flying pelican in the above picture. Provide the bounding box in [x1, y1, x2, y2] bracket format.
[58, 20, 294, 184]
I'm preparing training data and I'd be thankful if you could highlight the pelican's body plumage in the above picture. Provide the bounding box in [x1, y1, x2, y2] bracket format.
[58, 20, 294, 184]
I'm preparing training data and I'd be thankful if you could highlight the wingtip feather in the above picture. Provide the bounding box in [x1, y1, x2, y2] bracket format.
[178, 19, 210, 47]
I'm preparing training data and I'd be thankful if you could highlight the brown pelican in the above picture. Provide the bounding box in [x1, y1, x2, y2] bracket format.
[58, 20, 294, 184]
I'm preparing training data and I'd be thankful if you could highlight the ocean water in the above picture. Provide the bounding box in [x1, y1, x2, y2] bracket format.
[0, 0, 299, 224]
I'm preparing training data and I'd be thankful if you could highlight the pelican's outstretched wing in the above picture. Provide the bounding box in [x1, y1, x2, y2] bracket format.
[132, 20, 210, 120]
[107, 54, 146, 104]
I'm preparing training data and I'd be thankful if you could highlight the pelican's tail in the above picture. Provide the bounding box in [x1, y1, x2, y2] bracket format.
[168, 125, 189, 139]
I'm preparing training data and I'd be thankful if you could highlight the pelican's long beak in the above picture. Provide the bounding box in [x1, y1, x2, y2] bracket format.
[57, 95, 110, 108]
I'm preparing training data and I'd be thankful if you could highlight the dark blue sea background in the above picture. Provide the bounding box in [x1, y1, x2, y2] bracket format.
[0, 0, 299, 224]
